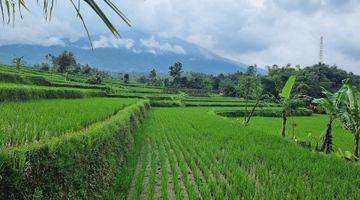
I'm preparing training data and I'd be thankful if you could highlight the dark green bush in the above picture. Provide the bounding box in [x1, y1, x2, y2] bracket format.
[0, 101, 150, 199]
[217, 108, 313, 118]
[0, 72, 26, 83]
[51, 82, 109, 90]
[86, 75, 103, 85]
[25, 75, 52, 86]
[0, 72, 51, 86]
[150, 100, 183, 107]
[184, 101, 281, 107]
[108, 93, 176, 101]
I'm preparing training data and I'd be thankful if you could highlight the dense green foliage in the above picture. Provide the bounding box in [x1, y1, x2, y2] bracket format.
[184, 100, 280, 107]
[150, 100, 183, 107]
[216, 108, 312, 118]
[140, 62, 360, 99]
[0, 101, 150, 199]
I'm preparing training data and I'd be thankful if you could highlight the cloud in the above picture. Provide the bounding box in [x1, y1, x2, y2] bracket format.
[2, 0, 360, 73]
[140, 36, 186, 55]
[93, 35, 134, 49]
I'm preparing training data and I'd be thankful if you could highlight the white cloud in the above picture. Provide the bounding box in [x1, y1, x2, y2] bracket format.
[93, 35, 134, 49]
[2, 0, 360, 73]
[140, 36, 186, 55]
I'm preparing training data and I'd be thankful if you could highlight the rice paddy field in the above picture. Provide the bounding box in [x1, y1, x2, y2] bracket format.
[1, 65, 360, 199]
[0, 98, 138, 148]
[110, 107, 360, 199]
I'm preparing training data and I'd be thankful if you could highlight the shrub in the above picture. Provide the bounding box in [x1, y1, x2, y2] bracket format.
[150, 100, 183, 107]
[86, 75, 103, 85]
[216, 108, 313, 118]
[0, 72, 51, 86]
[0, 101, 150, 199]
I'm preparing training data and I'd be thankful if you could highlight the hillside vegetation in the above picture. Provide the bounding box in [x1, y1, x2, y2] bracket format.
[0, 63, 359, 199]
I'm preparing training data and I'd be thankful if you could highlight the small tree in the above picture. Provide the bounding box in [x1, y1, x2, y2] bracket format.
[86, 74, 103, 85]
[279, 75, 297, 137]
[82, 64, 93, 75]
[12, 56, 24, 71]
[312, 87, 345, 153]
[169, 62, 183, 87]
[124, 74, 130, 84]
[237, 74, 263, 125]
[149, 68, 157, 85]
[52, 51, 76, 73]
[138, 75, 148, 84]
[338, 81, 360, 161]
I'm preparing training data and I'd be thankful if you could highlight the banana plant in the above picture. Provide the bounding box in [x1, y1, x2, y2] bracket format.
[337, 80, 360, 161]
[279, 75, 296, 137]
[312, 87, 345, 153]
[0, 0, 131, 47]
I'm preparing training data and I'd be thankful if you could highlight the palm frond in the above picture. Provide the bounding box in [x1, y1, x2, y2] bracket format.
[0, 0, 131, 46]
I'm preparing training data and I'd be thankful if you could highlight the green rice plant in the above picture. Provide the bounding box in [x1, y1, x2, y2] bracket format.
[147, 136, 158, 200]
[123, 107, 360, 199]
[166, 132, 197, 199]
[170, 134, 212, 199]
[0, 84, 106, 102]
[159, 135, 169, 200]
[0, 98, 138, 148]
[0, 101, 150, 199]
[162, 136, 183, 199]
[134, 139, 150, 199]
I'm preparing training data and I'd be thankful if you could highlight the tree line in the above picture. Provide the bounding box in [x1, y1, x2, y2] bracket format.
[15, 51, 131, 85]
[139, 61, 360, 100]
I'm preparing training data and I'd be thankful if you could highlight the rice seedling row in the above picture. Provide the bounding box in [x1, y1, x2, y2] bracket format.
[121, 107, 360, 199]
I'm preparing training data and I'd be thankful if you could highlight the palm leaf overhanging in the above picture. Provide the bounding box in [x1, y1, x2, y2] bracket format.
[0, 0, 131, 46]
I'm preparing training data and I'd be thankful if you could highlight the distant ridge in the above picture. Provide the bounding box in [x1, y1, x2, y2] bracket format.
[0, 31, 250, 74]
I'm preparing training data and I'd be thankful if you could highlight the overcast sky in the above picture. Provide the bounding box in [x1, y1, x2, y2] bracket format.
[1, 0, 360, 73]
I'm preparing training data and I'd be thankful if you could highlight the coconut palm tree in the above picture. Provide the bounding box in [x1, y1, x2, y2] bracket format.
[337, 80, 360, 161]
[312, 87, 345, 153]
[0, 0, 131, 45]
[279, 75, 296, 137]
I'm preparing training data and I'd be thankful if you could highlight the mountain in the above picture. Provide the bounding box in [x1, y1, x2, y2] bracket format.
[0, 31, 249, 74]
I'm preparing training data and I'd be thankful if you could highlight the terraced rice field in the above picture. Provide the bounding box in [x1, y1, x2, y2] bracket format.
[0, 97, 138, 147]
[115, 107, 360, 199]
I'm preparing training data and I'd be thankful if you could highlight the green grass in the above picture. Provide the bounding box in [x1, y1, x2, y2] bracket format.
[115, 107, 360, 199]
[0, 97, 138, 148]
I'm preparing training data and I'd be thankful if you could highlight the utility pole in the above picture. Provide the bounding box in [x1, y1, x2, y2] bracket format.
[319, 36, 324, 64]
